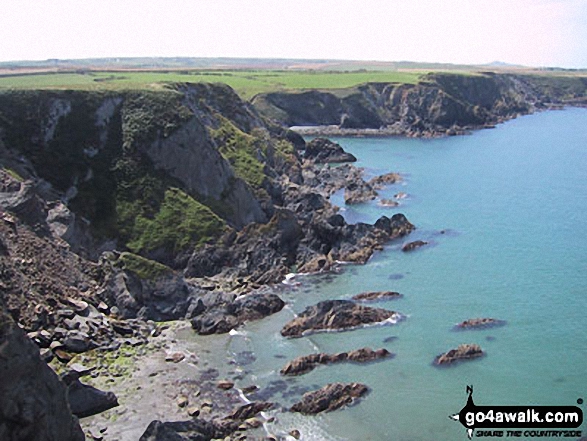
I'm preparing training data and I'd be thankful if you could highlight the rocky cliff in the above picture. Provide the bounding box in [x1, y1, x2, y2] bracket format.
[252, 72, 587, 136]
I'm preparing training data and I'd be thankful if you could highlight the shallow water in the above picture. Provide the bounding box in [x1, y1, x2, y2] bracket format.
[199, 109, 587, 440]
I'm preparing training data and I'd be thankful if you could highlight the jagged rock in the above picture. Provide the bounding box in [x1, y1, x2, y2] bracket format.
[344, 180, 377, 204]
[401, 240, 428, 252]
[65, 377, 119, 418]
[225, 402, 273, 421]
[304, 137, 357, 163]
[290, 382, 369, 414]
[455, 318, 506, 330]
[0, 311, 85, 441]
[280, 347, 392, 376]
[281, 300, 402, 337]
[352, 291, 403, 302]
[434, 344, 484, 365]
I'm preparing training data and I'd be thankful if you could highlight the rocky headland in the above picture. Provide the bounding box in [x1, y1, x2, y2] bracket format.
[253, 72, 587, 137]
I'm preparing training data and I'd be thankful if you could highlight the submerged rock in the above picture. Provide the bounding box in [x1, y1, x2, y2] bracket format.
[280, 300, 401, 337]
[401, 240, 428, 252]
[455, 318, 506, 330]
[352, 291, 403, 302]
[434, 344, 484, 366]
[290, 382, 369, 414]
[281, 347, 392, 376]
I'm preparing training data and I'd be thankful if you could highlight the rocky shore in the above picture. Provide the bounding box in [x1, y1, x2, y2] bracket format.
[1, 72, 561, 439]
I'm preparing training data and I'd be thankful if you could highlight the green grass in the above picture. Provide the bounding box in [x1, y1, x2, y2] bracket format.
[210, 116, 266, 188]
[118, 252, 173, 280]
[0, 70, 424, 99]
[126, 187, 226, 255]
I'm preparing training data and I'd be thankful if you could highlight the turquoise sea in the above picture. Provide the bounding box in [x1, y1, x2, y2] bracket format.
[199, 108, 587, 440]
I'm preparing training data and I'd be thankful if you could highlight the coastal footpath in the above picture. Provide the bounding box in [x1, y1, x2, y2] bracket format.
[1, 72, 586, 439]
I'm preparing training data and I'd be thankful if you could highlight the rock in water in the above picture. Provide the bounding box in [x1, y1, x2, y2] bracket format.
[225, 401, 273, 420]
[352, 291, 403, 302]
[290, 382, 369, 414]
[0, 310, 85, 441]
[281, 300, 401, 337]
[455, 318, 506, 330]
[303, 137, 357, 163]
[434, 344, 484, 365]
[401, 240, 428, 252]
[281, 347, 392, 376]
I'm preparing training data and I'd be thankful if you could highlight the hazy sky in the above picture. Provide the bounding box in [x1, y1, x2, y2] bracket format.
[1, 0, 586, 68]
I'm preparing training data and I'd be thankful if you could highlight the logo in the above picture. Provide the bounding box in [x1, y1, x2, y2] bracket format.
[450, 386, 583, 439]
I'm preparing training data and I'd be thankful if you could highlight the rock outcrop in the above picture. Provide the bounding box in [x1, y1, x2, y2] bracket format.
[191, 292, 285, 335]
[280, 347, 392, 376]
[434, 343, 484, 365]
[281, 300, 402, 337]
[290, 382, 369, 414]
[303, 137, 357, 163]
[0, 310, 85, 441]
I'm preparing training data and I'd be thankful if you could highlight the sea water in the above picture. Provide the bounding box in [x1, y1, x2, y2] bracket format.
[203, 108, 587, 440]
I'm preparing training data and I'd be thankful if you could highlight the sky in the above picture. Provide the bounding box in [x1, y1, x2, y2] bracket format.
[1, 0, 586, 68]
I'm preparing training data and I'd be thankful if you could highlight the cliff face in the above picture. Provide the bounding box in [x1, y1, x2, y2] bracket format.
[252, 73, 587, 136]
[0, 83, 300, 263]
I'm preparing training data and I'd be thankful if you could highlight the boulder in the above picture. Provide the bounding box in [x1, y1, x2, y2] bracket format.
[434, 344, 484, 366]
[65, 377, 119, 418]
[290, 382, 369, 414]
[281, 300, 401, 337]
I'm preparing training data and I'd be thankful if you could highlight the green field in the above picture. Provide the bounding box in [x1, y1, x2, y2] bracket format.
[0, 70, 424, 99]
